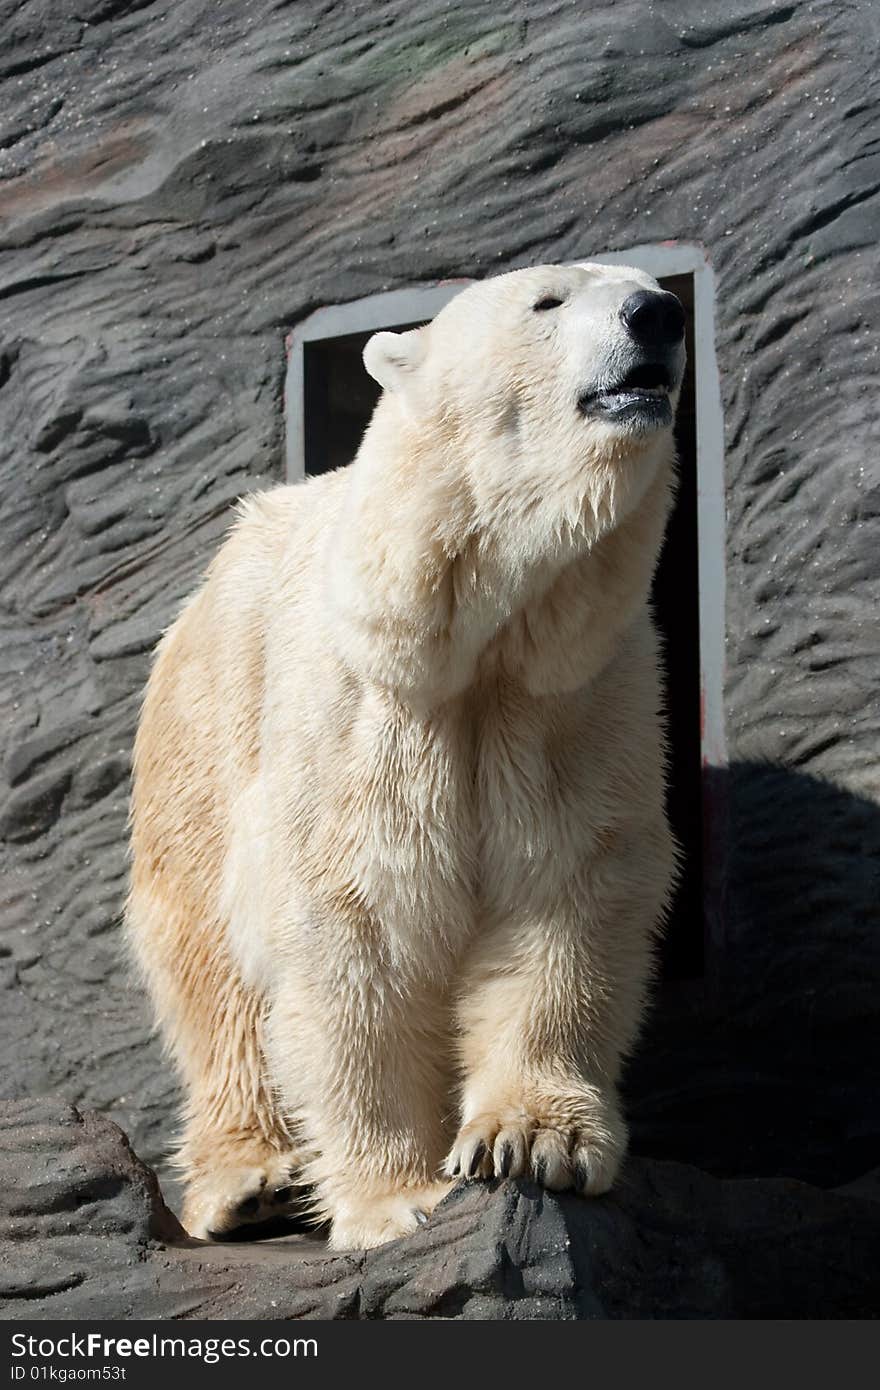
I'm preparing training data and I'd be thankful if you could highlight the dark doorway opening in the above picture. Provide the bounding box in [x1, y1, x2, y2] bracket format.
[303, 326, 418, 478]
[302, 275, 703, 979]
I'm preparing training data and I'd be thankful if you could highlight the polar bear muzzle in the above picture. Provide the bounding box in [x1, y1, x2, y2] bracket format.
[578, 288, 684, 430]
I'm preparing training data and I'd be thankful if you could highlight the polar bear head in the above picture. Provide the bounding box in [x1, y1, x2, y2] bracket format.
[363, 262, 685, 541]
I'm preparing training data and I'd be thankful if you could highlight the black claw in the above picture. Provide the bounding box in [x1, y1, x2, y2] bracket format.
[466, 1141, 486, 1178]
[236, 1195, 261, 1219]
[497, 1141, 513, 1179]
[272, 1185, 293, 1205]
[573, 1161, 589, 1192]
[413, 1208, 429, 1226]
[532, 1156, 547, 1186]
[450, 1160, 461, 1178]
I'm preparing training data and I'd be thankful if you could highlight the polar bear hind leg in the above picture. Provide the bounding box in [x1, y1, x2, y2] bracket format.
[126, 885, 304, 1240]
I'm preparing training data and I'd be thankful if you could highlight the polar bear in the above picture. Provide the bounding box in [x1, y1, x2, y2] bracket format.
[126, 262, 683, 1249]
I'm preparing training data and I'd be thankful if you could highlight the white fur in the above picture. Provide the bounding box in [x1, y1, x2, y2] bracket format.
[126, 263, 679, 1248]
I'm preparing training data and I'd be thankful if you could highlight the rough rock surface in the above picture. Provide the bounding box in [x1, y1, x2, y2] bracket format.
[0, 0, 878, 1209]
[1, 1100, 878, 1320]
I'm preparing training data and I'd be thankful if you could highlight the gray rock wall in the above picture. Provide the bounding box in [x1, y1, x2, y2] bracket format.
[3, 1100, 879, 1319]
[1, 0, 878, 1193]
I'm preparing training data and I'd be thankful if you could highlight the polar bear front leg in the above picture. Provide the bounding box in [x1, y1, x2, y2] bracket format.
[447, 839, 669, 1195]
[265, 958, 454, 1250]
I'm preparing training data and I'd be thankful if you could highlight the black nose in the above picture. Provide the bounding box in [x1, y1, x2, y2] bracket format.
[619, 290, 685, 350]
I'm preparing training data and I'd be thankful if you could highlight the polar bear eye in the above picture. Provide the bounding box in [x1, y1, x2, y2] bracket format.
[533, 296, 565, 312]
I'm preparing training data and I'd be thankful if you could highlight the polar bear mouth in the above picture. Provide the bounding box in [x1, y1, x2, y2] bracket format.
[578, 363, 673, 426]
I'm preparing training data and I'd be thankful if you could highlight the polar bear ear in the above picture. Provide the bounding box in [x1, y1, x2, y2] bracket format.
[363, 329, 426, 393]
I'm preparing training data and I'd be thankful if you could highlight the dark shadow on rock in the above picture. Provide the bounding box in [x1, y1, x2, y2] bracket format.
[628, 761, 880, 1188]
[210, 1211, 324, 1243]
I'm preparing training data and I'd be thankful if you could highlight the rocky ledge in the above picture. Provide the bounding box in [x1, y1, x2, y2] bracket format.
[1, 1097, 878, 1321]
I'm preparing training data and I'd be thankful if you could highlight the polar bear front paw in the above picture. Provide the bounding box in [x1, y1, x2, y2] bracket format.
[182, 1148, 303, 1240]
[329, 1179, 454, 1251]
[445, 1103, 626, 1196]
